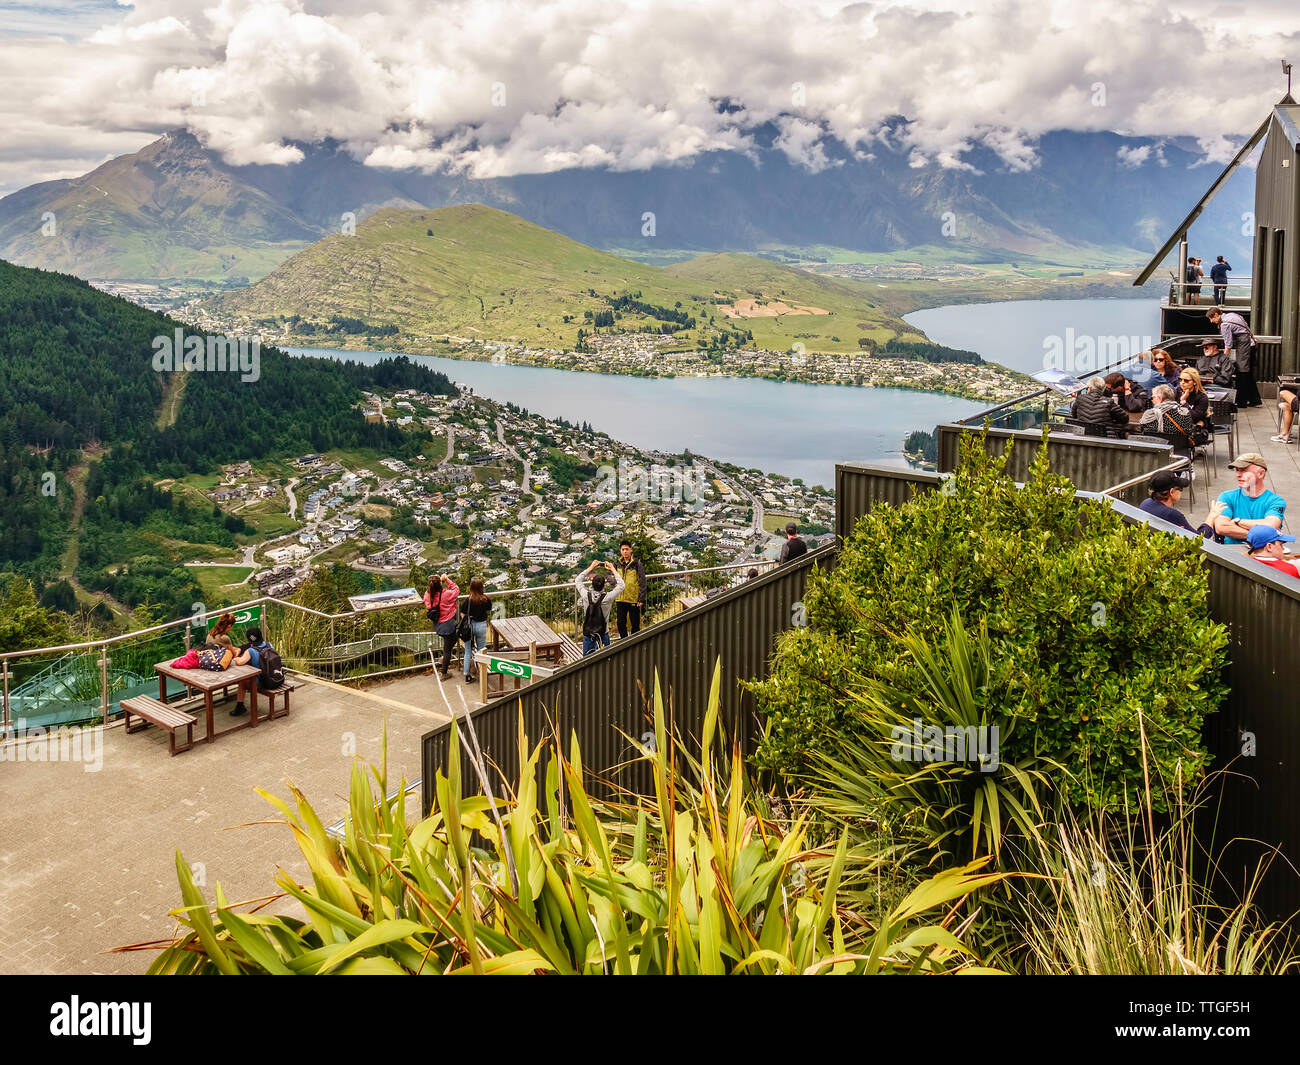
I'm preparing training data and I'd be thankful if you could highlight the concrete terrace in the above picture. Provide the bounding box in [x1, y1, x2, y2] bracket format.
[0, 670, 483, 975]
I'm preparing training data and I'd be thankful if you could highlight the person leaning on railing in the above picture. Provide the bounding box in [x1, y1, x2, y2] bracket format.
[1070, 377, 1129, 436]
[424, 574, 461, 678]
[1139, 470, 1216, 538]
[1245, 525, 1300, 578]
[461, 578, 491, 684]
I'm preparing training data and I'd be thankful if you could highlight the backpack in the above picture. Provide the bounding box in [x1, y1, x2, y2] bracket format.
[583, 592, 608, 638]
[257, 644, 285, 689]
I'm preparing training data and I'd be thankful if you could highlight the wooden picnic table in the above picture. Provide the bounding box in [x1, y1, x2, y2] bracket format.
[488, 614, 564, 665]
[677, 594, 708, 611]
[154, 660, 263, 743]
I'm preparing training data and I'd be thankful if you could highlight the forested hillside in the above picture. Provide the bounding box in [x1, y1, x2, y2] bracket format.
[0, 259, 457, 623]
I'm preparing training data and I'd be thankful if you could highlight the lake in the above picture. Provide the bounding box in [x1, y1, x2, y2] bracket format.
[287, 296, 1164, 486]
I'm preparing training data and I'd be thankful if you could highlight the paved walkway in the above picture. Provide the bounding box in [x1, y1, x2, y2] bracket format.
[0, 673, 456, 974]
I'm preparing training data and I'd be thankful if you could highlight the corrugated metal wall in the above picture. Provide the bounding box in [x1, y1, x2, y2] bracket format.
[421, 545, 834, 810]
[835, 462, 940, 541]
[936, 423, 1173, 492]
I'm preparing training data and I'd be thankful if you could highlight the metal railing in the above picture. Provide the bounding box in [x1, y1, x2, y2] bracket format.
[0, 559, 779, 735]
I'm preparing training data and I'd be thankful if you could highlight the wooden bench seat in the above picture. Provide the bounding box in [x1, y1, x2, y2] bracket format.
[261, 681, 298, 720]
[556, 634, 583, 665]
[121, 695, 197, 756]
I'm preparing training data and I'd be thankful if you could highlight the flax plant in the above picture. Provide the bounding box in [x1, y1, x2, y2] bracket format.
[136, 665, 1003, 974]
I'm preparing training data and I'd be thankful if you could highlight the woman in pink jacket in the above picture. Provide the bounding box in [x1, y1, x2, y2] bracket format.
[424, 574, 461, 678]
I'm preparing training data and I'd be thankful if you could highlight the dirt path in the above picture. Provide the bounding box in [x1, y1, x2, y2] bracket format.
[60, 460, 131, 619]
[156, 372, 187, 430]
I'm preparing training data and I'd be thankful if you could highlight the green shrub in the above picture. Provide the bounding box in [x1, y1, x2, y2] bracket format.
[749, 431, 1229, 813]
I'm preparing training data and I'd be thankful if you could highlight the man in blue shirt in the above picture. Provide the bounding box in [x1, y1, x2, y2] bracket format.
[1214, 453, 1286, 545]
[1209, 256, 1232, 304]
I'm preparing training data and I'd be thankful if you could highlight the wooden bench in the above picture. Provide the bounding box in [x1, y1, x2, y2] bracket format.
[121, 695, 197, 756]
[556, 634, 583, 665]
[261, 681, 298, 721]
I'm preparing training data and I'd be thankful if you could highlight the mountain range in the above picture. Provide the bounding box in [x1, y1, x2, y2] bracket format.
[0, 126, 1255, 282]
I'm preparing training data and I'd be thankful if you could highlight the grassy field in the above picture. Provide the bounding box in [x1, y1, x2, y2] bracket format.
[763, 511, 801, 533]
[186, 565, 255, 603]
[212, 205, 922, 357]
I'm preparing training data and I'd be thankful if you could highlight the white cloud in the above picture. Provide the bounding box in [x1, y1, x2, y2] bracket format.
[1, 0, 1297, 195]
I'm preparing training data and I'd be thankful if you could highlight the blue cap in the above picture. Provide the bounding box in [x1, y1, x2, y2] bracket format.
[1246, 526, 1296, 550]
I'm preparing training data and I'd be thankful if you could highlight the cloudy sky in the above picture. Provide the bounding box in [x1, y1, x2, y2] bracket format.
[1, 0, 1297, 196]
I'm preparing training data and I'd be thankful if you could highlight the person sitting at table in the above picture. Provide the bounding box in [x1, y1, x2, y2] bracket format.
[231, 626, 277, 716]
[207, 612, 236, 643]
[1137, 385, 1198, 444]
[1138, 470, 1216, 538]
[1177, 367, 1212, 439]
[1070, 377, 1129, 436]
[576, 560, 624, 656]
[1245, 525, 1300, 578]
[1196, 338, 1235, 389]
[1214, 453, 1286, 545]
[1150, 349, 1181, 391]
[1273, 385, 1299, 444]
[1125, 351, 1167, 392]
[1104, 371, 1151, 413]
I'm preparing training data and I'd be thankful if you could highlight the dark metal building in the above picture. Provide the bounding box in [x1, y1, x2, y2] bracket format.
[1134, 95, 1300, 378]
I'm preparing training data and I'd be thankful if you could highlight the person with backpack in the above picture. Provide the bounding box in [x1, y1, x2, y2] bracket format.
[575, 560, 624, 656]
[424, 574, 462, 678]
[232, 626, 284, 716]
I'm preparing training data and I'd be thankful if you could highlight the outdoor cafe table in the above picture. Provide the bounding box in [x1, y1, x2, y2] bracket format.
[487, 614, 564, 664]
[153, 660, 263, 743]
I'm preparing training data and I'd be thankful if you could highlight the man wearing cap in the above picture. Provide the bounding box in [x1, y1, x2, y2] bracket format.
[1245, 525, 1299, 578]
[1195, 338, 1235, 389]
[1207, 306, 1259, 408]
[1213, 454, 1286, 545]
[1139, 470, 1216, 537]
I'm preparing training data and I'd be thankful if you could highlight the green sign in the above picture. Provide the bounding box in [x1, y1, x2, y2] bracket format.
[489, 658, 531, 679]
[232, 606, 262, 625]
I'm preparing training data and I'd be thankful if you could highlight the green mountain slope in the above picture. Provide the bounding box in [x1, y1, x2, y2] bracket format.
[208, 205, 917, 353]
[0, 132, 318, 280]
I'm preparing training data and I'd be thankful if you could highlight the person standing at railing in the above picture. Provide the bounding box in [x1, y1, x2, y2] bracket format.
[1185, 258, 1204, 305]
[778, 522, 808, 564]
[424, 574, 461, 678]
[576, 561, 624, 655]
[1210, 256, 1232, 305]
[1208, 306, 1260, 408]
[612, 539, 647, 639]
[461, 578, 491, 684]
